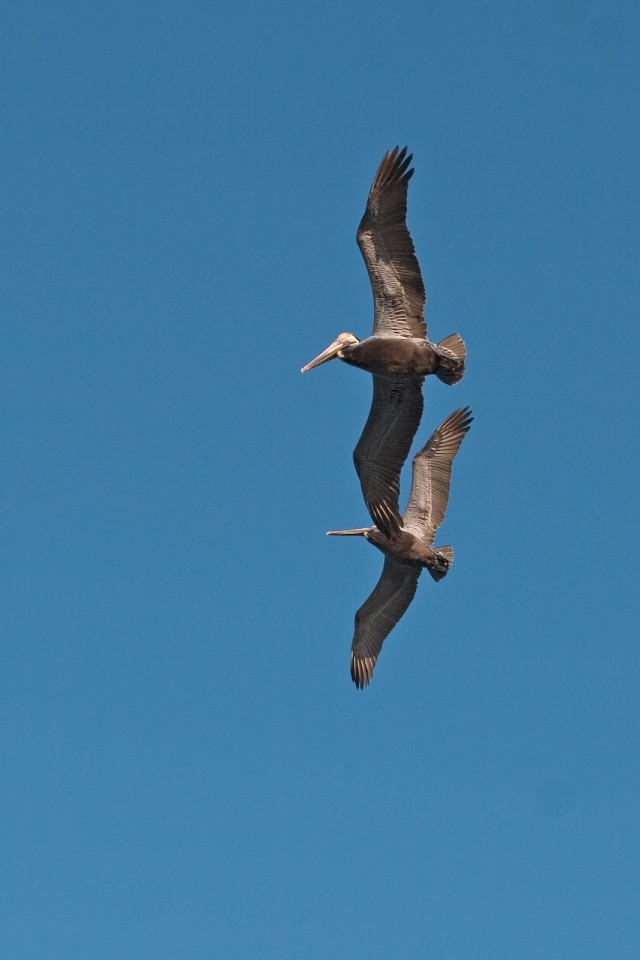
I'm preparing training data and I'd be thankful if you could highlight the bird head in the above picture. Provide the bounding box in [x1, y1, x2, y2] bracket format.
[300, 332, 359, 372]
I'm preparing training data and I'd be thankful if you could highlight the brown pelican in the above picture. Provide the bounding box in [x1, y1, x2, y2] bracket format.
[301, 146, 466, 539]
[328, 407, 473, 689]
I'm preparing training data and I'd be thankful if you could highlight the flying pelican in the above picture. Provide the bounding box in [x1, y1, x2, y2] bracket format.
[301, 146, 466, 539]
[328, 407, 473, 689]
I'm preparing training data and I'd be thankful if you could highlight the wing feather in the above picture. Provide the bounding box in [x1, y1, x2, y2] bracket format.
[353, 375, 424, 539]
[402, 407, 473, 542]
[357, 146, 427, 340]
[351, 558, 421, 688]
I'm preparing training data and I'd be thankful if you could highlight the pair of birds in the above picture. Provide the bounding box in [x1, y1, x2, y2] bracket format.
[301, 147, 472, 688]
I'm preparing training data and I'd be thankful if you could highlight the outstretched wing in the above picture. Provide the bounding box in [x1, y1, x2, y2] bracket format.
[353, 374, 425, 539]
[402, 407, 473, 542]
[351, 558, 421, 689]
[356, 146, 427, 341]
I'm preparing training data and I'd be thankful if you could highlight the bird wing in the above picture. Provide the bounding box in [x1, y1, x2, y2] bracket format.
[353, 374, 425, 539]
[356, 146, 427, 341]
[402, 407, 473, 543]
[351, 558, 421, 688]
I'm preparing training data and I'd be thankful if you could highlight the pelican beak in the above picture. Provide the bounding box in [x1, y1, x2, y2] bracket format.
[326, 528, 369, 536]
[300, 338, 344, 373]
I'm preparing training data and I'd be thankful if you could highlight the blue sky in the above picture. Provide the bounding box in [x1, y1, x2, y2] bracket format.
[2, 1, 640, 956]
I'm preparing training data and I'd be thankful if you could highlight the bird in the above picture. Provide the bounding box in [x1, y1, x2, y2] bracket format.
[301, 146, 466, 539]
[327, 407, 473, 689]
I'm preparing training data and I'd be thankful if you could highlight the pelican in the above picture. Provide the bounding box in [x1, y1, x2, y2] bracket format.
[301, 146, 466, 539]
[328, 407, 473, 689]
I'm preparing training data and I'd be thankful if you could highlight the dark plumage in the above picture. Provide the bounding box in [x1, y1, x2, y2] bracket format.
[328, 407, 473, 688]
[302, 147, 466, 538]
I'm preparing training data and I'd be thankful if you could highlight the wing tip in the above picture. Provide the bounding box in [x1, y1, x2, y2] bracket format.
[350, 652, 376, 689]
[372, 145, 415, 191]
[445, 406, 474, 434]
[411, 406, 473, 473]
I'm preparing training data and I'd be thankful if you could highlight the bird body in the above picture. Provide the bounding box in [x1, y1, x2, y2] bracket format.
[335, 334, 462, 379]
[328, 525, 452, 579]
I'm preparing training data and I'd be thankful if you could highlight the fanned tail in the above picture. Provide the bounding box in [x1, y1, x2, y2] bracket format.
[427, 545, 454, 581]
[435, 333, 466, 385]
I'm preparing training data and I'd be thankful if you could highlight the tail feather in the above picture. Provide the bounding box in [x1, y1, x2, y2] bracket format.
[427, 545, 453, 581]
[435, 333, 466, 385]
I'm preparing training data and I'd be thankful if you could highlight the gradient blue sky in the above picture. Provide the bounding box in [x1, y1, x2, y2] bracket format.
[2, 1, 640, 957]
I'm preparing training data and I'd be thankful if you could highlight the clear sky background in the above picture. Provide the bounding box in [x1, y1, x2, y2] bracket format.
[2, 1, 639, 957]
